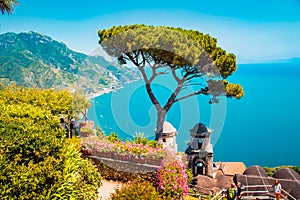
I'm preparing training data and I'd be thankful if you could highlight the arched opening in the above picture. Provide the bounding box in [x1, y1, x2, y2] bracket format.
[193, 157, 206, 176]
[198, 139, 203, 149]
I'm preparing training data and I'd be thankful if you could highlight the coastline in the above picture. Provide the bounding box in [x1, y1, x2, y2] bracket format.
[86, 87, 116, 99]
[86, 78, 141, 100]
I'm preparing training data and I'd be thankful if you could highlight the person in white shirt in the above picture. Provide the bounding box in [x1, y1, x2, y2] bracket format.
[274, 179, 282, 200]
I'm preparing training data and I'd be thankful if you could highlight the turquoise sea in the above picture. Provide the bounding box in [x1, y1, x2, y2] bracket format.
[88, 62, 300, 167]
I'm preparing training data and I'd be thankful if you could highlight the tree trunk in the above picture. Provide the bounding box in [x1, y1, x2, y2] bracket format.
[67, 118, 71, 138]
[82, 110, 88, 122]
[155, 108, 166, 144]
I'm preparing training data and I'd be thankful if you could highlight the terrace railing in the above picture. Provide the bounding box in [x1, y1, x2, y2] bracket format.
[210, 185, 297, 200]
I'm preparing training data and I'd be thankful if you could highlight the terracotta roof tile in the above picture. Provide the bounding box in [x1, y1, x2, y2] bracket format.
[217, 162, 247, 176]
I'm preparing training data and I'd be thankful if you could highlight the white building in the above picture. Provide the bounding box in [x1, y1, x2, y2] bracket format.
[161, 121, 178, 153]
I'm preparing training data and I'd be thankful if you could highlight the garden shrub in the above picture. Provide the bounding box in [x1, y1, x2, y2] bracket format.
[95, 126, 106, 138]
[133, 132, 159, 148]
[157, 154, 188, 200]
[0, 86, 102, 199]
[107, 132, 121, 143]
[110, 179, 162, 200]
[186, 168, 194, 184]
[66, 137, 82, 150]
[80, 126, 95, 137]
[133, 132, 148, 145]
[0, 103, 65, 199]
[50, 144, 102, 200]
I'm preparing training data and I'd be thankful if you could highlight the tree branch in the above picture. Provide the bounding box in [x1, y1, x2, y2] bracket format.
[146, 82, 162, 111]
[146, 58, 153, 67]
[125, 52, 139, 67]
[131, 53, 162, 111]
[186, 73, 202, 81]
[163, 74, 187, 112]
[137, 64, 149, 82]
[149, 63, 159, 83]
[174, 87, 209, 102]
[171, 67, 180, 84]
[139, 50, 146, 67]
[163, 85, 182, 112]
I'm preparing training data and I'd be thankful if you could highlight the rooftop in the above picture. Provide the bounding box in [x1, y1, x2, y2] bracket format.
[216, 162, 247, 176]
[162, 121, 176, 134]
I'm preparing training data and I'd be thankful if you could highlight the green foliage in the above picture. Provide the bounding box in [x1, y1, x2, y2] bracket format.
[0, 85, 91, 120]
[98, 25, 244, 99]
[185, 196, 200, 200]
[133, 132, 148, 145]
[96, 126, 106, 138]
[0, 105, 62, 199]
[0, 85, 73, 116]
[133, 132, 159, 148]
[0, 86, 102, 199]
[186, 168, 194, 185]
[99, 25, 202, 67]
[107, 132, 121, 143]
[111, 179, 162, 200]
[223, 80, 244, 99]
[0, 0, 18, 15]
[147, 140, 160, 148]
[66, 137, 83, 150]
[72, 91, 91, 120]
[50, 144, 102, 200]
[80, 127, 94, 135]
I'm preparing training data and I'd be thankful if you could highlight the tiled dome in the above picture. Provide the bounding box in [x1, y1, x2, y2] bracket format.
[273, 168, 300, 181]
[190, 123, 208, 133]
[243, 165, 268, 177]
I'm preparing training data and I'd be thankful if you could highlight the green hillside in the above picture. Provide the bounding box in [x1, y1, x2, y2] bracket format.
[0, 31, 140, 93]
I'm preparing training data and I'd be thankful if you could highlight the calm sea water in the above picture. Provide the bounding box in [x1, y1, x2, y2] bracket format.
[88, 62, 300, 167]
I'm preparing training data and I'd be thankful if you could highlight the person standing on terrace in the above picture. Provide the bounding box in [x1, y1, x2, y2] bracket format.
[274, 179, 282, 200]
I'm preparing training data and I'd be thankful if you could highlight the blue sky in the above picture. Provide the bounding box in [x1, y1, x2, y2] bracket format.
[0, 0, 300, 63]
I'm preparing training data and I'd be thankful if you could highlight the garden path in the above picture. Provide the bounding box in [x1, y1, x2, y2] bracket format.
[98, 180, 121, 200]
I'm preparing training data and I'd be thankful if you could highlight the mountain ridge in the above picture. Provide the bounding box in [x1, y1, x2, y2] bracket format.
[0, 31, 140, 94]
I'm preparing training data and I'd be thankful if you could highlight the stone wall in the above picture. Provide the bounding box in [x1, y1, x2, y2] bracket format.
[89, 155, 160, 173]
[88, 151, 162, 166]
[86, 156, 159, 184]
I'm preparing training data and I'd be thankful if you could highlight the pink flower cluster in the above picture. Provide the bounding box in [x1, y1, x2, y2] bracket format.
[157, 154, 188, 199]
[81, 139, 166, 159]
[81, 139, 115, 154]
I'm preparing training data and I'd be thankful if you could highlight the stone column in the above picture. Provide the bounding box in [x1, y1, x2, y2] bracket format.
[206, 153, 213, 177]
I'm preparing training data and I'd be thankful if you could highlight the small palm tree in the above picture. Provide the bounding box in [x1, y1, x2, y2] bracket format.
[0, 0, 18, 15]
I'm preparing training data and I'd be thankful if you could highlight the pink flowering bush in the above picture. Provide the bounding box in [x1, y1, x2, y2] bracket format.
[80, 138, 166, 160]
[157, 154, 188, 200]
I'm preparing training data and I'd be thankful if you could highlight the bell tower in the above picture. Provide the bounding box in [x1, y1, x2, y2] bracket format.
[187, 123, 213, 177]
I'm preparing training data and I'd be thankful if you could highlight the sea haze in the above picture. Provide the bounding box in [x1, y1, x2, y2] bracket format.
[88, 61, 300, 167]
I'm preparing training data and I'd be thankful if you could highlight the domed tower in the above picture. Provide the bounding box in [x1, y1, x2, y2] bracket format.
[187, 123, 213, 177]
[161, 121, 178, 153]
